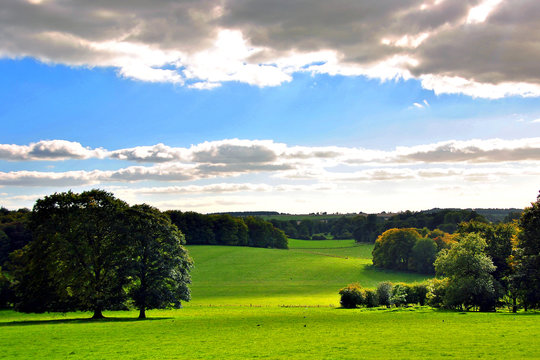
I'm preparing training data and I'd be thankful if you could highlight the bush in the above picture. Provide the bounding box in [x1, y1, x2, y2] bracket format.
[390, 284, 408, 307]
[427, 278, 449, 308]
[364, 289, 379, 307]
[311, 234, 327, 240]
[376, 281, 393, 307]
[409, 283, 429, 306]
[339, 283, 365, 308]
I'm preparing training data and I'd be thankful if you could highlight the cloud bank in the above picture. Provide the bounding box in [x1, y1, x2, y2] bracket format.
[1, 0, 539, 97]
[1, 138, 539, 187]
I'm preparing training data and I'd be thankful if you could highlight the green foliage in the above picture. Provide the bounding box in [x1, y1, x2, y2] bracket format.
[339, 283, 365, 308]
[372, 228, 423, 271]
[0, 208, 32, 267]
[0, 266, 12, 309]
[390, 283, 408, 307]
[409, 238, 438, 274]
[458, 221, 516, 282]
[364, 289, 379, 307]
[512, 192, 540, 309]
[376, 281, 393, 307]
[19, 190, 131, 317]
[167, 211, 287, 249]
[245, 216, 288, 249]
[408, 283, 429, 306]
[427, 278, 450, 308]
[434, 233, 497, 311]
[124, 205, 193, 319]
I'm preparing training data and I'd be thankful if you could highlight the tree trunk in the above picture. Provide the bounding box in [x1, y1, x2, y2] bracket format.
[512, 297, 517, 313]
[92, 308, 104, 319]
[138, 307, 146, 320]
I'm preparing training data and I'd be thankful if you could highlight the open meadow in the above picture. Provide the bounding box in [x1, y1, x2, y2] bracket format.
[1, 239, 539, 359]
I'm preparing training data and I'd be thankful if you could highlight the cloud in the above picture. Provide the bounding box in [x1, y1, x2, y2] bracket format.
[1, 0, 539, 97]
[393, 138, 540, 163]
[190, 139, 279, 164]
[0, 140, 106, 161]
[109, 143, 185, 163]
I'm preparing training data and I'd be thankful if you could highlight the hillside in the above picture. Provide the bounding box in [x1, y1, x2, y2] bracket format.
[186, 240, 429, 307]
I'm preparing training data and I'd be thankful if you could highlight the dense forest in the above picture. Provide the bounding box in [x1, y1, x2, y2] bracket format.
[266, 208, 492, 242]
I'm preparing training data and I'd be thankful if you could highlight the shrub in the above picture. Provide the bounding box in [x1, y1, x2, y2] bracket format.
[311, 234, 327, 240]
[390, 284, 408, 307]
[339, 283, 365, 308]
[364, 289, 379, 307]
[427, 278, 450, 308]
[409, 282, 429, 306]
[376, 281, 393, 307]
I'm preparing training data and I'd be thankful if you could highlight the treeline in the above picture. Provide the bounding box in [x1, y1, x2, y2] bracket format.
[166, 211, 288, 249]
[0, 190, 192, 319]
[269, 209, 487, 242]
[357, 192, 540, 312]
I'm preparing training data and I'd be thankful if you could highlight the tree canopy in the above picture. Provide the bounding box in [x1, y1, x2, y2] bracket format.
[434, 233, 498, 311]
[10, 190, 193, 319]
[125, 204, 193, 319]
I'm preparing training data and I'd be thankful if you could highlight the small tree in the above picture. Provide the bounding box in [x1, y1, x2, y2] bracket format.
[376, 281, 393, 307]
[434, 233, 497, 311]
[339, 283, 365, 308]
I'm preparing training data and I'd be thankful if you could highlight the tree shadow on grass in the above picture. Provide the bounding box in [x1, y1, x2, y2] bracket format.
[0, 316, 173, 327]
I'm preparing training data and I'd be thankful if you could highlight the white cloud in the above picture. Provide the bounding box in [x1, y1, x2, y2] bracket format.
[0, 137, 538, 215]
[0, 140, 106, 161]
[1, 0, 539, 97]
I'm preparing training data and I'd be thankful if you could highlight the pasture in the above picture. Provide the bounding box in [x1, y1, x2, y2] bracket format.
[187, 240, 427, 306]
[1, 239, 539, 359]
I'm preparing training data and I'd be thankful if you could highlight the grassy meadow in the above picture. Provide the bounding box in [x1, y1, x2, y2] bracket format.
[187, 239, 427, 306]
[1, 239, 539, 359]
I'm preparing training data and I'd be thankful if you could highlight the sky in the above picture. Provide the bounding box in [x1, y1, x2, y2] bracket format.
[1, 0, 539, 214]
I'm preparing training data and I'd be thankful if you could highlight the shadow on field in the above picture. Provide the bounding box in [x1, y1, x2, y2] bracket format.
[0, 317, 172, 327]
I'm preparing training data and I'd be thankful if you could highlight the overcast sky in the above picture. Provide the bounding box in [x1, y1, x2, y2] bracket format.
[1, 0, 539, 213]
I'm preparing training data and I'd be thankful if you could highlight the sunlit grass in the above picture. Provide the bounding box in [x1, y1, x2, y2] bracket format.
[1, 307, 539, 359]
[186, 243, 427, 306]
[3, 240, 536, 359]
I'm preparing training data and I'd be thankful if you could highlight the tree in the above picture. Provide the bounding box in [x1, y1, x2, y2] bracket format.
[458, 221, 516, 282]
[511, 192, 540, 310]
[372, 228, 422, 270]
[125, 205, 193, 319]
[0, 266, 12, 309]
[434, 233, 497, 311]
[409, 238, 438, 274]
[26, 190, 130, 318]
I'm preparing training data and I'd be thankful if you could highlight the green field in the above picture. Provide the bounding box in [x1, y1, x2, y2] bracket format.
[1, 308, 538, 359]
[1, 240, 539, 359]
[187, 240, 427, 306]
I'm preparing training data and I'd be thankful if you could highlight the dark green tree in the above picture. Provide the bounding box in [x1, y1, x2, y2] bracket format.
[25, 190, 130, 318]
[125, 205, 193, 319]
[409, 238, 438, 274]
[511, 192, 540, 310]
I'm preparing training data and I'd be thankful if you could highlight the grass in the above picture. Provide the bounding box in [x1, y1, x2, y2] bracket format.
[2, 240, 539, 359]
[187, 241, 427, 306]
[1, 307, 539, 359]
